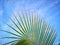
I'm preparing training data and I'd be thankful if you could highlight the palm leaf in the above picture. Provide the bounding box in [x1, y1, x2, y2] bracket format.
[0, 37, 20, 39]
[0, 12, 57, 45]
[2, 40, 19, 45]
[0, 30, 21, 37]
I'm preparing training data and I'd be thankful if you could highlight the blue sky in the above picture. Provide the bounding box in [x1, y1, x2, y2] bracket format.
[0, 0, 60, 45]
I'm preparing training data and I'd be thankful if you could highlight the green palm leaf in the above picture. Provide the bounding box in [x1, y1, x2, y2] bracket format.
[0, 12, 57, 45]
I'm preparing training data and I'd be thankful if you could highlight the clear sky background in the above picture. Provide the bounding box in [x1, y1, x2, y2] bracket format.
[0, 0, 60, 45]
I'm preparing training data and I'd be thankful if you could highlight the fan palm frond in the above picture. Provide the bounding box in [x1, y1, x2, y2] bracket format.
[0, 12, 57, 45]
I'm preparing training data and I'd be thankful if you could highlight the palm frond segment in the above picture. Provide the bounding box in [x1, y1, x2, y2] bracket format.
[0, 12, 57, 45]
